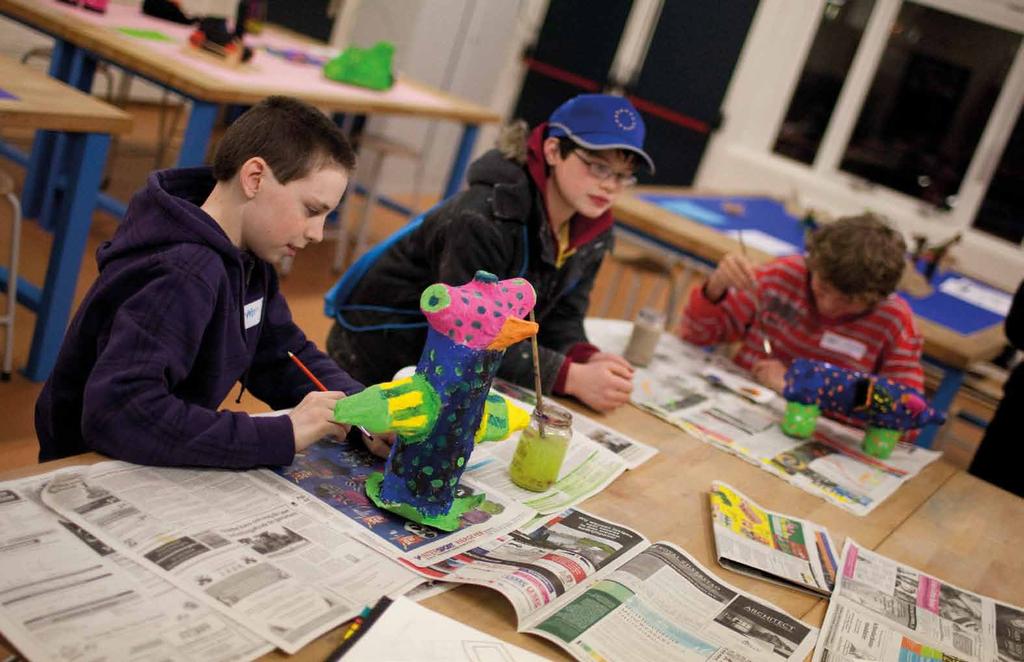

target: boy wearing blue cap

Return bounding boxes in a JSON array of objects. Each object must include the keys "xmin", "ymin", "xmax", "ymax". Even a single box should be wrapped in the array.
[{"xmin": 327, "ymin": 94, "xmax": 655, "ymax": 412}]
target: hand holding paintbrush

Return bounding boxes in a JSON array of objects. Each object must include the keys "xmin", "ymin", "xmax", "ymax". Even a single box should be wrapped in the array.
[{"xmin": 734, "ymin": 230, "xmax": 772, "ymax": 357}]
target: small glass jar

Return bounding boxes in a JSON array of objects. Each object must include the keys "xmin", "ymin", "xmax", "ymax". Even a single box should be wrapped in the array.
[
  {"xmin": 508, "ymin": 404, "xmax": 573, "ymax": 492},
  {"xmin": 623, "ymin": 307, "xmax": 665, "ymax": 367}
]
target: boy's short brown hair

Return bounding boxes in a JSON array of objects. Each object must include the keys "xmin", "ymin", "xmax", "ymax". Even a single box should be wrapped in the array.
[
  {"xmin": 211, "ymin": 96, "xmax": 356, "ymax": 184},
  {"xmin": 806, "ymin": 213, "xmax": 907, "ymax": 300}
]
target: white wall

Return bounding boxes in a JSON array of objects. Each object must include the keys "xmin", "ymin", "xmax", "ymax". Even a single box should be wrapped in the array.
[
  {"xmin": 347, "ymin": 0, "xmax": 546, "ymax": 202},
  {"xmin": 697, "ymin": 0, "xmax": 1024, "ymax": 291}
]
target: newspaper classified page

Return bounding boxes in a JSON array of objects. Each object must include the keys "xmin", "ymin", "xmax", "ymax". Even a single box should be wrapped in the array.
[
  {"xmin": 40, "ymin": 462, "xmax": 420, "ymax": 654},
  {"xmin": 0, "ymin": 473, "xmax": 270, "ymax": 661},
  {"xmin": 814, "ymin": 540, "xmax": 1024, "ymax": 662}
]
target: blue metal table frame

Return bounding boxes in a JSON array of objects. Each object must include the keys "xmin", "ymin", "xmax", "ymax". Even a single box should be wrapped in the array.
[{"xmin": 0, "ymin": 47, "xmax": 117, "ymax": 381}]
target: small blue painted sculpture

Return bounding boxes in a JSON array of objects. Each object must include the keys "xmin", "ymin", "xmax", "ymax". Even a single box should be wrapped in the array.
[
  {"xmin": 781, "ymin": 358, "xmax": 945, "ymax": 458},
  {"xmin": 332, "ymin": 271, "xmax": 538, "ymax": 530}
]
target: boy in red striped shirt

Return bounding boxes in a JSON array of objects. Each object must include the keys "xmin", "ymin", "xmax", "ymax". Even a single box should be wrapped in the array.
[{"xmin": 681, "ymin": 214, "xmax": 923, "ymax": 394}]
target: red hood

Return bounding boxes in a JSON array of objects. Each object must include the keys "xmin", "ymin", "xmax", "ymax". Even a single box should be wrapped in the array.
[{"xmin": 526, "ymin": 122, "xmax": 614, "ymax": 252}]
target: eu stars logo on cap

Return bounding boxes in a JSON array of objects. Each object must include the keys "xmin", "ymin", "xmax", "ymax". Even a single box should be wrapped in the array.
[{"xmin": 547, "ymin": 94, "xmax": 655, "ymax": 173}]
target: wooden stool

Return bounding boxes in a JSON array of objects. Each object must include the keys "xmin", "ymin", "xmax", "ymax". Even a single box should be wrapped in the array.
[{"xmin": 0, "ymin": 169, "xmax": 22, "ymax": 381}]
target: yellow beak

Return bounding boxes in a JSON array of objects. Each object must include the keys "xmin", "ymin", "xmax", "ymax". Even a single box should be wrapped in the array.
[{"xmin": 486, "ymin": 316, "xmax": 538, "ymax": 350}]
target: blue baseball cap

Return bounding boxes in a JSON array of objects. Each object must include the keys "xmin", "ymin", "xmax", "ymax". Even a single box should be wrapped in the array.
[{"xmin": 547, "ymin": 94, "xmax": 655, "ymax": 173}]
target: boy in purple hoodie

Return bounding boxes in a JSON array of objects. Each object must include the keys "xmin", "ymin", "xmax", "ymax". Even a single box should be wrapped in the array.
[{"xmin": 36, "ymin": 96, "xmax": 387, "ymax": 468}]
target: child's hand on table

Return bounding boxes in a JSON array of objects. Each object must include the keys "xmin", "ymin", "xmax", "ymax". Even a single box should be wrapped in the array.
[
  {"xmin": 566, "ymin": 360, "xmax": 633, "ymax": 412},
  {"xmin": 751, "ymin": 359, "xmax": 787, "ymax": 394},
  {"xmin": 361, "ymin": 431, "xmax": 394, "ymax": 459}
]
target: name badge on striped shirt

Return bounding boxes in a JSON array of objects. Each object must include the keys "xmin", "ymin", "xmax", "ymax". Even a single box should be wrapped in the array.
[
  {"xmin": 819, "ymin": 331, "xmax": 866, "ymax": 360},
  {"xmin": 244, "ymin": 298, "xmax": 264, "ymax": 330}
]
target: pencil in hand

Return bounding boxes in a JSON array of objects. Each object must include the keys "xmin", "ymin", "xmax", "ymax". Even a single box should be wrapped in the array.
[{"xmin": 287, "ymin": 351, "xmax": 382, "ymax": 446}]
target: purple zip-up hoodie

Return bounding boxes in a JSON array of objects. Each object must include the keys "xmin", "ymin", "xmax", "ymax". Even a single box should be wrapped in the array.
[{"xmin": 35, "ymin": 167, "xmax": 363, "ymax": 468}]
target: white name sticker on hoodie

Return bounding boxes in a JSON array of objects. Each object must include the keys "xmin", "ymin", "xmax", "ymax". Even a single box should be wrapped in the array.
[{"xmin": 244, "ymin": 298, "xmax": 264, "ymax": 330}]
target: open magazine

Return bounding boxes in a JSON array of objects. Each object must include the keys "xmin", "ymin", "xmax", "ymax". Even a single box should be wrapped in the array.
[
  {"xmin": 710, "ymin": 481, "xmax": 838, "ymax": 597},
  {"xmin": 408, "ymin": 508, "xmax": 818, "ymax": 662},
  {"xmin": 815, "ymin": 540, "xmax": 1024, "ymax": 662},
  {"xmin": 584, "ymin": 318, "xmax": 941, "ymax": 516}
]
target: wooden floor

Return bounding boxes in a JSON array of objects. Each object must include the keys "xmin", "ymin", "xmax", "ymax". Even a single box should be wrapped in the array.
[{"xmin": 0, "ymin": 103, "xmax": 987, "ymax": 475}]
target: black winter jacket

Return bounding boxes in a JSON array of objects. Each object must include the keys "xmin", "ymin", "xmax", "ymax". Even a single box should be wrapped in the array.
[{"xmin": 327, "ymin": 148, "xmax": 612, "ymax": 391}]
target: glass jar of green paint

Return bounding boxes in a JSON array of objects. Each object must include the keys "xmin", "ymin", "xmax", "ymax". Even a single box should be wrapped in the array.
[{"xmin": 508, "ymin": 405, "xmax": 573, "ymax": 492}]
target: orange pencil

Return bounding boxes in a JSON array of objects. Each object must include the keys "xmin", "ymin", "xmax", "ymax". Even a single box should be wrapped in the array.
[{"xmin": 287, "ymin": 351, "xmax": 327, "ymax": 392}]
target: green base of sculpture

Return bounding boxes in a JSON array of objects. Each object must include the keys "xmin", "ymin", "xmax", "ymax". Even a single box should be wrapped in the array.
[
  {"xmin": 365, "ymin": 471, "xmax": 484, "ymax": 532},
  {"xmin": 781, "ymin": 401, "xmax": 820, "ymax": 439}
]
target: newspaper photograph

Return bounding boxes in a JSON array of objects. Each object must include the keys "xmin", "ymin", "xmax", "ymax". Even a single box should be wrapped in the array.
[
  {"xmin": 709, "ymin": 481, "xmax": 838, "ymax": 596},
  {"xmin": 409, "ymin": 508, "xmax": 648, "ymax": 624},
  {"xmin": 492, "ymin": 379, "xmax": 658, "ymax": 469},
  {"xmin": 274, "ymin": 440, "xmax": 534, "ymax": 565},
  {"xmin": 814, "ymin": 540, "xmax": 1024, "ymax": 662},
  {"xmin": 0, "ymin": 472, "xmax": 272, "ymax": 662},
  {"xmin": 40, "ymin": 461, "xmax": 420, "ymax": 654},
  {"xmin": 527, "ymin": 541, "xmax": 818, "ymax": 662},
  {"xmin": 584, "ymin": 318, "xmax": 941, "ymax": 516}
]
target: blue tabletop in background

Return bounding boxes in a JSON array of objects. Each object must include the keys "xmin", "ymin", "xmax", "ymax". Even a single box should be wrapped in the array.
[{"xmin": 637, "ymin": 193, "xmax": 1007, "ymax": 336}]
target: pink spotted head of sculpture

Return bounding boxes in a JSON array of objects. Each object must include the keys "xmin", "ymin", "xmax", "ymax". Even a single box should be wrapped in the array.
[{"xmin": 420, "ymin": 271, "xmax": 538, "ymax": 350}]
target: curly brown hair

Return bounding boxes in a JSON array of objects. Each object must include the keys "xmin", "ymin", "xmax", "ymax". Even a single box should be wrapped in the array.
[{"xmin": 805, "ymin": 213, "xmax": 906, "ymax": 300}]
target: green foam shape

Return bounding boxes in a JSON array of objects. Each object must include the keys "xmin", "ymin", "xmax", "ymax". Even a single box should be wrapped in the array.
[
  {"xmin": 365, "ymin": 472, "xmax": 485, "ymax": 532},
  {"xmin": 781, "ymin": 401, "xmax": 819, "ymax": 438},
  {"xmin": 323, "ymin": 41, "xmax": 395, "ymax": 91},
  {"xmin": 862, "ymin": 426, "xmax": 900, "ymax": 459}
]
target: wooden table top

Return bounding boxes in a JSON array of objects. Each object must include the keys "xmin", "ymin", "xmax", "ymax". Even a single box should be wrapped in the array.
[
  {"xmin": 0, "ymin": 0, "xmax": 500, "ymax": 124},
  {"xmin": 0, "ymin": 397, "xmax": 969, "ymax": 661},
  {"xmin": 613, "ymin": 187, "xmax": 1008, "ymax": 370},
  {"xmin": 0, "ymin": 54, "xmax": 131, "ymax": 134},
  {"xmin": 872, "ymin": 471, "xmax": 1024, "ymax": 606}
]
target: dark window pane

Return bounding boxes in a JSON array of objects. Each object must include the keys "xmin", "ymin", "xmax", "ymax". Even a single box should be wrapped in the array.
[
  {"xmin": 974, "ymin": 108, "xmax": 1024, "ymax": 243},
  {"xmin": 840, "ymin": 3, "xmax": 1020, "ymax": 209},
  {"xmin": 774, "ymin": 0, "xmax": 876, "ymax": 164}
]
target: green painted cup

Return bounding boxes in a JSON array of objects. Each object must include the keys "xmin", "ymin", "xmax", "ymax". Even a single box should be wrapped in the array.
[
  {"xmin": 781, "ymin": 401, "xmax": 819, "ymax": 438},
  {"xmin": 862, "ymin": 426, "xmax": 901, "ymax": 459}
]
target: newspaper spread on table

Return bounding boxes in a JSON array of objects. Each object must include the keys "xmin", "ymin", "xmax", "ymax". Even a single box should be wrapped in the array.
[
  {"xmin": 274, "ymin": 440, "xmax": 535, "ymax": 565},
  {"xmin": 0, "ymin": 472, "xmax": 272, "ymax": 661},
  {"xmin": 710, "ymin": 481, "xmax": 838, "ymax": 596},
  {"xmin": 492, "ymin": 379, "xmax": 659, "ymax": 469},
  {"xmin": 465, "ymin": 392, "xmax": 630, "ymax": 514},
  {"xmin": 814, "ymin": 540, "xmax": 1024, "ymax": 662},
  {"xmin": 409, "ymin": 507, "xmax": 818, "ymax": 662},
  {"xmin": 585, "ymin": 318, "xmax": 942, "ymax": 516},
  {"xmin": 40, "ymin": 461, "xmax": 421, "ymax": 654}
]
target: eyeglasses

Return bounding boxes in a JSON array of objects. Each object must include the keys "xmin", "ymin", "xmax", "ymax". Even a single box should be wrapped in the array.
[{"xmin": 572, "ymin": 150, "xmax": 638, "ymax": 187}]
